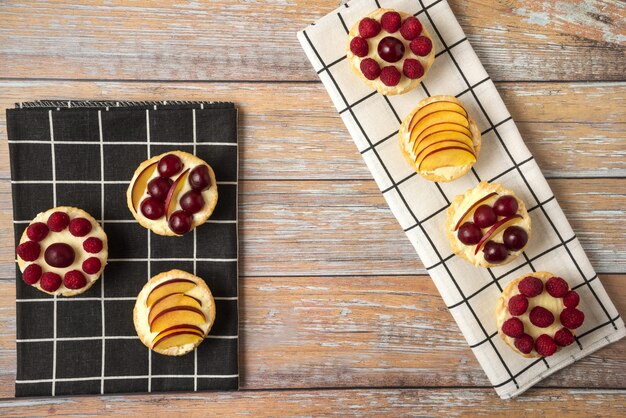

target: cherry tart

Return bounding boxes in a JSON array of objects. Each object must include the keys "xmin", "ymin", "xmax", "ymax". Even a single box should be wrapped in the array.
[
  {"xmin": 127, "ymin": 151, "xmax": 218, "ymax": 236},
  {"xmin": 496, "ymin": 272, "xmax": 584, "ymax": 357},
  {"xmin": 16, "ymin": 206, "xmax": 108, "ymax": 296},
  {"xmin": 134, "ymin": 269, "xmax": 216, "ymax": 356},
  {"xmin": 446, "ymin": 182, "xmax": 531, "ymax": 267},
  {"xmin": 399, "ymin": 96, "xmax": 481, "ymax": 182},
  {"xmin": 347, "ymin": 9, "xmax": 435, "ymax": 95}
]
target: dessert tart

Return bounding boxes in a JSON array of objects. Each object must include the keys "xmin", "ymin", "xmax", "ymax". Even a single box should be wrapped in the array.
[
  {"xmin": 134, "ymin": 269, "xmax": 216, "ymax": 356},
  {"xmin": 127, "ymin": 151, "xmax": 218, "ymax": 236},
  {"xmin": 16, "ymin": 206, "xmax": 108, "ymax": 296},
  {"xmin": 496, "ymin": 272, "xmax": 585, "ymax": 357},
  {"xmin": 347, "ymin": 9, "xmax": 435, "ymax": 96},
  {"xmin": 399, "ymin": 95, "xmax": 481, "ymax": 182},
  {"xmin": 446, "ymin": 182, "xmax": 531, "ymax": 267}
]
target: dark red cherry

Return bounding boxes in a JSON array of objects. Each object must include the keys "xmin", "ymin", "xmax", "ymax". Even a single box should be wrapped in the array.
[
  {"xmin": 482, "ymin": 241, "xmax": 508, "ymax": 263},
  {"xmin": 503, "ymin": 226, "xmax": 528, "ymax": 251},
  {"xmin": 457, "ymin": 222, "xmax": 482, "ymax": 245},
  {"xmin": 180, "ymin": 190, "xmax": 205, "ymax": 214},
  {"xmin": 473, "ymin": 205, "xmax": 497, "ymax": 228},
  {"xmin": 493, "ymin": 195, "xmax": 518, "ymax": 217},
  {"xmin": 157, "ymin": 154, "xmax": 183, "ymax": 177},
  {"xmin": 168, "ymin": 210, "xmax": 192, "ymax": 235},
  {"xmin": 189, "ymin": 165, "xmax": 211, "ymax": 191},
  {"xmin": 140, "ymin": 197, "xmax": 165, "ymax": 220},
  {"xmin": 377, "ymin": 36, "xmax": 405, "ymax": 63},
  {"xmin": 147, "ymin": 177, "xmax": 173, "ymax": 202},
  {"xmin": 44, "ymin": 243, "xmax": 75, "ymax": 268}
]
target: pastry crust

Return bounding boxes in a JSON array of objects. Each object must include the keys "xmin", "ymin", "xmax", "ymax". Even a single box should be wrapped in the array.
[
  {"xmin": 399, "ymin": 95, "xmax": 482, "ymax": 182},
  {"xmin": 446, "ymin": 181, "xmax": 531, "ymax": 267},
  {"xmin": 126, "ymin": 150, "xmax": 218, "ymax": 236},
  {"xmin": 347, "ymin": 9, "xmax": 435, "ymax": 96},
  {"xmin": 133, "ymin": 269, "xmax": 216, "ymax": 356}
]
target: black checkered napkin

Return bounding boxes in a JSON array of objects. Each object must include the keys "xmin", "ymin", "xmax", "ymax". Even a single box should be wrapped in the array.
[
  {"xmin": 8, "ymin": 100, "xmax": 239, "ymax": 397},
  {"xmin": 298, "ymin": 0, "xmax": 625, "ymax": 398}
]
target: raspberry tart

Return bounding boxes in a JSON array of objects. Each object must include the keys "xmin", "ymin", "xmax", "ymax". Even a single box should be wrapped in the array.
[
  {"xmin": 446, "ymin": 182, "xmax": 531, "ymax": 267},
  {"xmin": 16, "ymin": 206, "xmax": 108, "ymax": 296},
  {"xmin": 496, "ymin": 272, "xmax": 584, "ymax": 357},
  {"xmin": 347, "ymin": 9, "xmax": 435, "ymax": 95},
  {"xmin": 399, "ymin": 96, "xmax": 481, "ymax": 182},
  {"xmin": 134, "ymin": 269, "xmax": 216, "ymax": 356},
  {"xmin": 127, "ymin": 151, "xmax": 218, "ymax": 236}
]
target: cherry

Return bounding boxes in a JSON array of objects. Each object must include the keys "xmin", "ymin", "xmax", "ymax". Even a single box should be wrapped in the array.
[
  {"xmin": 503, "ymin": 226, "xmax": 528, "ymax": 251},
  {"xmin": 473, "ymin": 205, "xmax": 497, "ymax": 228},
  {"xmin": 140, "ymin": 197, "xmax": 165, "ymax": 220},
  {"xmin": 457, "ymin": 222, "xmax": 482, "ymax": 245},
  {"xmin": 147, "ymin": 177, "xmax": 173, "ymax": 202},
  {"xmin": 180, "ymin": 190, "xmax": 205, "ymax": 214},
  {"xmin": 493, "ymin": 195, "xmax": 518, "ymax": 217},
  {"xmin": 482, "ymin": 241, "xmax": 508, "ymax": 263},
  {"xmin": 157, "ymin": 154, "xmax": 183, "ymax": 177},
  {"xmin": 168, "ymin": 210, "xmax": 192, "ymax": 235},
  {"xmin": 377, "ymin": 36, "xmax": 405, "ymax": 63},
  {"xmin": 44, "ymin": 243, "xmax": 75, "ymax": 268},
  {"xmin": 189, "ymin": 165, "xmax": 211, "ymax": 191}
]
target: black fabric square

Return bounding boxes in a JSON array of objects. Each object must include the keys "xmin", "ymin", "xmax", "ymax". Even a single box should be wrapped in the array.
[
  {"xmin": 104, "ymin": 339, "xmax": 148, "ymax": 376},
  {"xmin": 210, "ymin": 184, "xmax": 237, "ymax": 221},
  {"xmin": 151, "ymin": 378, "xmax": 194, "ymax": 392},
  {"xmin": 195, "ymin": 262, "xmax": 238, "ymax": 297},
  {"xmin": 55, "ymin": 379, "xmax": 101, "ymax": 396},
  {"xmin": 150, "ymin": 230, "xmax": 194, "ymax": 259},
  {"xmin": 101, "ymin": 109, "xmax": 147, "ymax": 142},
  {"xmin": 57, "ymin": 300, "xmax": 102, "ymax": 338},
  {"xmin": 196, "ymin": 223, "xmax": 238, "ymax": 259},
  {"xmin": 196, "ymin": 339, "xmax": 238, "ymax": 375},
  {"xmin": 149, "ymin": 109, "xmax": 193, "ymax": 143},
  {"xmin": 55, "ymin": 339, "xmax": 102, "ymax": 379},
  {"xmin": 9, "ymin": 143, "xmax": 53, "ymax": 181},
  {"xmin": 151, "ymin": 260, "xmax": 194, "ymax": 277},
  {"xmin": 196, "ymin": 145, "xmax": 238, "ymax": 182},
  {"xmin": 105, "ymin": 222, "xmax": 148, "ymax": 259},
  {"xmin": 104, "ymin": 378, "xmax": 148, "ymax": 394},
  {"xmin": 54, "ymin": 143, "xmax": 101, "ymax": 181},
  {"xmin": 13, "ymin": 222, "xmax": 27, "ymax": 248},
  {"xmin": 104, "ymin": 184, "xmax": 131, "ymax": 220},
  {"xmin": 209, "ymin": 300, "xmax": 238, "ymax": 336},
  {"xmin": 16, "ymin": 341, "xmax": 54, "ymax": 380},
  {"xmin": 16, "ymin": 301, "xmax": 54, "ymax": 339},
  {"xmin": 56, "ymin": 183, "xmax": 102, "ymax": 217},
  {"xmin": 149, "ymin": 144, "xmax": 194, "ymax": 159},
  {"xmin": 151, "ymin": 349, "xmax": 194, "ymax": 375},
  {"xmin": 103, "ymin": 143, "xmax": 148, "ymax": 181},
  {"xmin": 104, "ymin": 300, "xmax": 137, "ymax": 336},
  {"xmin": 6, "ymin": 109, "xmax": 50, "ymax": 141},
  {"xmin": 103, "ymin": 260, "xmax": 148, "ymax": 298},
  {"xmin": 10, "ymin": 183, "xmax": 54, "ymax": 222},
  {"xmin": 196, "ymin": 377, "xmax": 238, "ymax": 391},
  {"xmin": 16, "ymin": 382, "xmax": 52, "ymax": 397},
  {"xmin": 51, "ymin": 110, "xmax": 100, "ymax": 142},
  {"xmin": 196, "ymin": 108, "xmax": 237, "ymax": 143}
]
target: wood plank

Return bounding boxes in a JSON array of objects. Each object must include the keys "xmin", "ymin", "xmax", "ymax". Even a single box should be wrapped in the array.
[
  {"xmin": 0, "ymin": 275, "xmax": 624, "ymax": 398},
  {"xmin": 0, "ymin": 0, "xmax": 623, "ymax": 82}
]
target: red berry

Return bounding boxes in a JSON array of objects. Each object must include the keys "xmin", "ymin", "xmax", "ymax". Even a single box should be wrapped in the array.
[
  {"xmin": 518, "ymin": 276, "xmax": 543, "ymax": 297},
  {"xmin": 400, "ymin": 16, "xmax": 422, "ymax": 40},
  {"xmin": 563, "ymin": 290, "xmax": 580, "ymax": 308},
  {"xmin": 403, "ymin": 58, "xmax": 424, "ymax": 79},
  {"xmin": 40, "ymin": 272, "xmax": 62, "ymax": 292},
  {"xmin": 69, "ymin": 217, "xmax": 92, "ymax": 237},
  {"xmin": 140, "ymin": 197, "xmax": 165, "ymax": 220},
  {"xmin": 508, "ymin": 294, "xmax": 529, "ymax": 316},
  {"xmin": 17, "ymin": 241, "xmax": 41, "ymax": 262},
  {"xmin": 47, "ymin": 211, "xmax": 70, "ymax": 232},
  {"xmin": 82, "ymin": 257, "xmax": 102, "ymax": 275},
  {"xmin": 502, "ymin": 317, "xmax": 524, "ymax": 338},
  {"xmin": 359, "ymin": 17, "xmax": 381, "ymax": 39},
  {"xmin": 189, "ymin": 165, "xmax": 212, "ymax": 191},
  {"xmin": 535, "ymin": 334, "xmax": 557, "ymax": 357},
  {"xmin": 27, "ymin": 222, "xmax": 49, "ymax": 242},
  {"xmin": 180, "ymin": 190, "xmax": 205, "ymax": 214},
  {"xmin": 168, "ymin": 210, "xmax": 192, "ymax": 235},
  {"xmin": 147, "ymin": 177, "xmax": 173, "ymax": 202},
  {"xmin": 514, "ymin": 334, "xmax": 534, "ymax": 354},
  {"xmin": 546, "ymin": 276, "xmax": 569, "ymax": 298},
  {"xmin": 44, "ymin": 243, "xmax": 75, "ymax": 268},
  {"xmin": 350, "ymin": 36, "xmax": 369, "ymax": 57},
  {"xmin": 560, "ymin": 308, "xmax": 585, "ymax": 329},
  {"xmin": 157, "ymin": 154, "xmax": 183, "ymax": 177},
  {"xmin": 360, "ymin": 58, "xmax": 381, "ymax": 80},
  {"xmin": 554, "ymin": 327, "xmax": 575, "ymax": 347},
  {"xmin": 22, "ymin": 264, "xmax": 42, "ymax": 285},
  {"xmin": 529, "ymin": 306, "xmax": 555, "ymax": 328},
  {"xmin": 380, "ymin": 66, "xmax": 401, "ymax": 86},
  {"xmin": 381, "ymin": 11, "xmax": 401, "ymax": 33},
  {"xmin": 64, "ymin": 270, "xmax": 87, "ymax": 290},
  {"xmin": 410, "ymin": 36, "xmax": 432, "ymax": 56},
  {"xmin": 83, "ymin": 237, "xmax": 103, "ymax": 254}
]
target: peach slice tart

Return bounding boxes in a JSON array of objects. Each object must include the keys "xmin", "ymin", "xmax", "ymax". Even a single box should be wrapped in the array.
[
  {"xmin": 127, "ymin": 150, "xmax": 218, "ymax": 236},
  {"xmin": 399, "ymin": 96, "xmax": 481, "ymax": 182},
  {"xmin": 496, "ymin": 272, "xmax": 584, "ymax": 358},
  {"xmin": 16, "ymin": 206, "xmax": 108, "ymax": 296},
  {"xmin": 134, "ymin": 269, "xmax": 216, "ymax": 356},
  {"xmin": 445, "ymin": 182, "xmax": 531, "ymax": 267}
]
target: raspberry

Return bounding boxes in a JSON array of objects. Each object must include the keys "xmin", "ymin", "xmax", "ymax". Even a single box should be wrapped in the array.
[
  {"xmin": 535, "ymin": 334, "xmax": 557, "ymax": 357},
  {"xmin": 529, "ymin": 306, "xmax": 555, "ymax": 328},
  {"xmin": 27, "ymin": 222, "xmax": 49, "ymax": 242},
  {"xmin": 554, "ymin": 327, "xmax": 575, "ymax": 347},
  {"xmin": 560, "ymin": 308, "xmax": 585, "ymax": 329},
  {"xmin": 563, "ymin": 290, "xmax": 580, "ymax": 308},
  {"xmin": 360, "ymin": 58, "xmax": 381, "ymax": 80},
  {"xmin": 508, "ymin": 294, "xmax": 529, "ymax": 316},
  {"xmin": 64, "ymin": 270, "xmax": 87, "ymax": 290},
  {"xmin": 82, "ymin": 257, "xmax": 102, "ymax": 275},
  {"xmin": 22, "ymin": 264, "xmax": 42, "ymax": 285},
  {"xmin": 83, "ymin": 237, "xmax": 103, "ymax": 254},
  {"xmin": 47, "ymin": 211, "xmax": 70, "ymax": 232},
  {"xmin": 403, "ymin": 59, "xmax": 424, "ymax": 79},
  {"xmin": 410, "ymin": 36, "xmax": 432, "ymax": 56},
  {"xmin": 40, "ymin": 272, "xmax": 62, "ymax": 292},
  {"xmin": 502, "ymin": 317, "xmax": 524, "ymax": 338},
  {"xmin": 380, "ymin": 66, "xmax": 401, "ymax": 86},
  {"xmin": 380, "ymin": 11, "xmax": 401, "ymax": 33},
  {"xmin": 69, "ymin": 217, "xmax": 92, "ymax": 237},
  {"xmin": 359, "ymin": 17, "xmax": 381, "ymax": 39},
  {"xmin": 350, "ymin": 36, "xmax": 369, "ymax": 57},
  {"xmin": 546, "ymin": 276, "xmax": 569, "ymax": 298},
  {"xmin": 514, "ymin": 334, "xmax": 534, "ymax": 354},
  {"xmin": 17, "ymin": 241, "xmax": 41, "ymax": 262},
  {"xmin": 400, "ymin": 16, "xmax": 422, "ymax": 40},
  {"xmin": 518, "ymin": 276, "xmax": 543, "ymax": 297}
]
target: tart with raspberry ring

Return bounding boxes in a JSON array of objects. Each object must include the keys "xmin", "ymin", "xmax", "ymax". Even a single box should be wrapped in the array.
[
  {"xmin": 16, "ymin": 206, "xmax": 108, "ymax": 296},
  {"xmin": 347, "ymin": 9, "xmax": 435, "ymax": 95},
  {"xmin": 127, "ymin": 150, "xmax": 218, "ymax": 236},
  {"xmin": 496, "ymin": 272, "xmax": 585, "ymax": 357}
]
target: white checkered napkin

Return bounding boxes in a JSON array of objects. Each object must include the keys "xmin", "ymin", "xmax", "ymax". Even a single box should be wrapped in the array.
[{"xmin": 297, "ymin": 0, "xmax": 625, "ymax": 399}]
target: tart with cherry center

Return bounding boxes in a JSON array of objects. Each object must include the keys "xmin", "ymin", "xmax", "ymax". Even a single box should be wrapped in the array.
[
  {"xmin": 16, "ymin": 206, "xmax": 108, "ymax": 296},
  {"xmin": 127, "ymin": 150, "xmax": 218, "ymax": 236}
]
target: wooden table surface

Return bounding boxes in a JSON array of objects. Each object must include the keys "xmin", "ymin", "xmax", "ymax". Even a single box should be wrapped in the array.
[{"xmin": 0, "ymin": 0, "xmax": 624, "ymax": 416}]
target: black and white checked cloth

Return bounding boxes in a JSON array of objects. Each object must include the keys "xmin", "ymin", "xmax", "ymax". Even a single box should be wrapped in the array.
[
  {"xmin": 8, "ymin": 100, "xmax": 239, "ymax": 396},
  {"xmin": 298, "ymin": 0, "xmax": 625, "ymax": 398}
]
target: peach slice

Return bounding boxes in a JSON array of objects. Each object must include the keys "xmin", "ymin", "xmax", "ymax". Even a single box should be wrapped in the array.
[
  {"xmin": 152, "ymin": 326, "xmax": 204, "ymax": 345},
  {"xmin": 409, "ymin": 101, "xmax": 467, "ymax": 132},
  {"xmin": 150, "ymin": 306, "xmax": 206, "ymax": 333},
  {"xmin": 131, "ymin": 162, "xmax": 158, "ymax": 211},
  {"xmin": 164, "ymin": 169, "xmax": 190, "ymax": 220},
  {"xmin": 419, "ymin": 147, "xmax": 476, "ymax": 172},
  {"xmin": 153, "ymin": 331, "xmax": 204, "ymax": 350},
  {"xmin": 416, "ymin": 141, "xmax": 475, "ymax": 167},
  {"xmin": 410, "ymin": 122, "xmax": 472, "ymax": 148},
  {"xmin": 411, "ymin": 111, "xmax": 469, "ymax": 140},
  {"xmin": 474, "ymin": 215, "xmax": 522, "ymax": 254},
  {"xmin": 146, "ymin": 278, "xmax": 196, "ymax": 307},
  {"xmin": 413, "ymin": 130, "xmax": 474, "ymax": 157},
  {"xmin": 453, "ymin": 192, "xmax": 498, "ymax": 231},
  {"xmin": 148, "ymin": 293, "xmax": 202, "ymax": 326}
]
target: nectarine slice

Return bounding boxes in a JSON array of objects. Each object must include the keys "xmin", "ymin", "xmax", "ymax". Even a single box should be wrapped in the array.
[
  {"xmin": 153, "ymin": 331, "xmax": 203, "ymax": 350},
  {"xmin": 165, "ymin": 169, "xmax": 190, "ymax": 220},
  {"xmin": 416, "ymin": 141, "xmax": 474, "ymax": 166},
  {"xmin": 413, "ymin": 130, "xmax": 474, "ymax": 157},
  {"xmin": 411, "ymin": 111, "xmax": 469, "ymax": 140},
  {"xmin": 409, "ymin": 101, "xmax": 467, "ymax": 131},
  {"xmin": 131, "ymin": 162, "xmax": 158, "ymax": 211},
  {"xmin": 150, "ymin": 306, "xmax": 206, "ymax": 333},
  {"xmin": 419, "ymin": 147, "xmax": 476, "ymax": 171},
  {"xmin": 453, "ymin": 192, "xmax": 498, "ymax": 231},
  {"xmin": 146, "ymin": 279, "xmax": 196, "ymax": 307},
  {"xmin": 475, "ymin": 215, "xmax": 522, "ymax": 254},
  {"xmin": 410, "ymin": 122, "xmax": 472, "ymax": 148},
  {"xmin": 152, "ymin": 326, "xmax": 204, "ymax": 345},
  {"xmin": 148, "ymin": 293, "xmax": 202, "ymax": 326}
]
